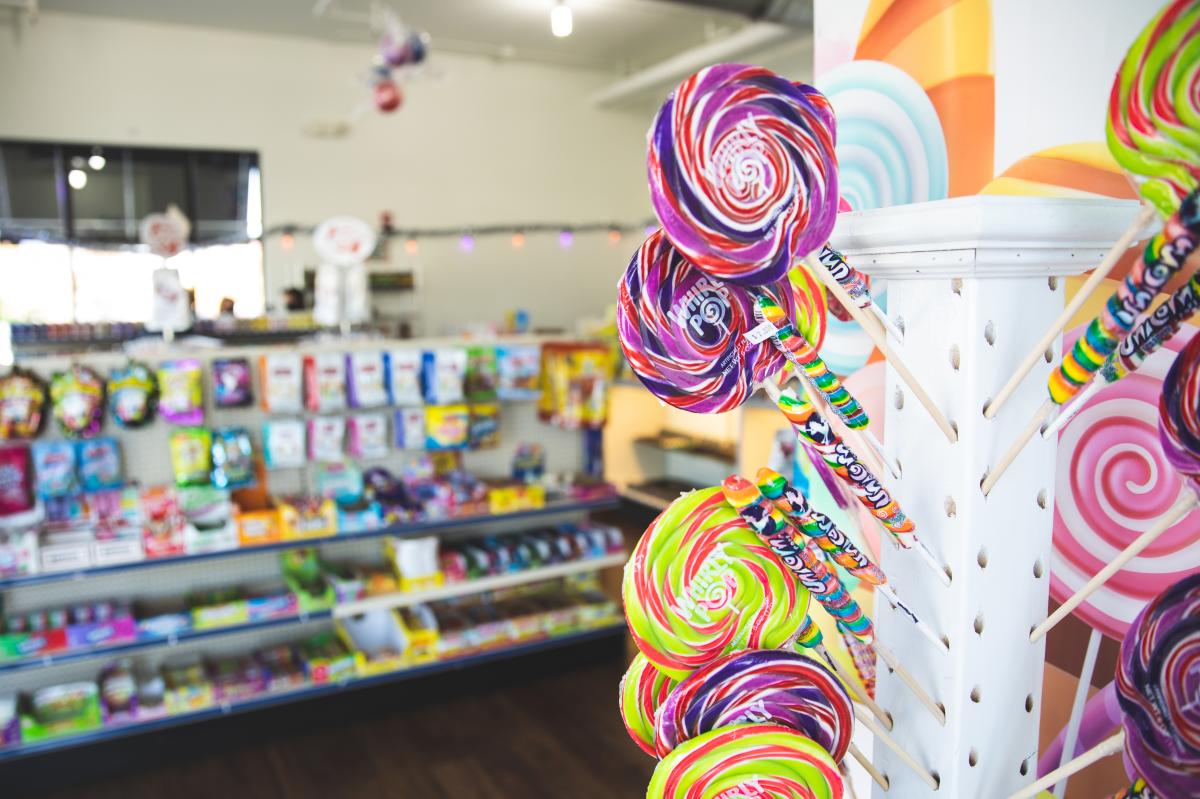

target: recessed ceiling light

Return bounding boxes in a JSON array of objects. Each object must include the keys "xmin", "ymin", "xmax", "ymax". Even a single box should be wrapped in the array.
[{"xmin": 551, "ymin": 1, "xmax": 572, "ymax": 38}]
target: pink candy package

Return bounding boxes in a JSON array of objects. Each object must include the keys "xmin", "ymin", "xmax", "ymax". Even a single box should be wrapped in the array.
[{"xmin": 0, "ymin": 445, "xmax": 33, "ymax": 517}]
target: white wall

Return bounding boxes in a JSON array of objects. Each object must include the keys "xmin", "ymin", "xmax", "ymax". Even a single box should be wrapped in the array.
[{"xmin": 0, "ymin": 12, "xmax": 656, "ymax": 333}]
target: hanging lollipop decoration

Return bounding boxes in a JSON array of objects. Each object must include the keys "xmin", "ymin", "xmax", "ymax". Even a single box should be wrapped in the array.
[{"xmin": 369, "ymin": 8, "xmax": 430, "ymax": 114}]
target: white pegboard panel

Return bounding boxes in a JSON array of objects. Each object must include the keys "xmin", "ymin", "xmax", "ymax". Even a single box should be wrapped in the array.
[{"xmin": 832, "ymin": 196, "xmax": 1141, "ymax": 799}]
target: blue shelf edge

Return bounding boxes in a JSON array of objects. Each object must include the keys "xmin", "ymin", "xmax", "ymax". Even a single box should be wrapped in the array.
[
  {"xmin": 0, "ymin": 497, "xmax": 620, "ymax": 591},
  {"xmin": 0, "ymin": 624, "xmax": 626, "ymax": 762}
]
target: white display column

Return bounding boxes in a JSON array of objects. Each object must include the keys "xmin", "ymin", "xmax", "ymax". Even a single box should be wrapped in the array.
[{"xmin": 830, "ymin": 196, "xmax": 1143, "ymax": 799}]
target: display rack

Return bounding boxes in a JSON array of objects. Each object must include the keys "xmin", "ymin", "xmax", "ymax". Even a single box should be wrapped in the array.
[{"xmin": 834, "ymin": 196, "xmax": 1143, "ymax": 798}]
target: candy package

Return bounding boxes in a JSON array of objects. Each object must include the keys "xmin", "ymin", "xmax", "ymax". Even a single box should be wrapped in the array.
[
  {"xmin": 496, "ymin": 345, "xmax": 541, "ymax": 400},
  {"xmin": 538, "ymin": 343, "xmax": 612, "ymax": 430},
  {"xmin": 308, "ymin": 416, "xmax": 346, "ymax": 463},
  {"xmin": 304, "ymin": 353, "xmax": 346, "ymax": 412},
  {"xmin": 50, "ymin": 365, "xmax": 105, "ymax": 438},
  {"xmin": 169, "ymin": 428, "xmax": 214, "ymax": 487},
  {"xmin": 108, "ymin": 362, "xmax": 156, "ymax": 428},
  {"xmin": 464, "ymin": 347, "xmax": 498, "ymax": 402},
  {"xmin": 424, "ymin": 404, "xmax": 469, "ymax": 450},
  {"xmin": 393, "ymin": 408, "xmax": 426, "ymax": 450},
  {"xmin": 347, "ymin": 413, "xmax": 389, "ymax": 459},
  {"xmin": 313, "ymin": 462, "xmax": 364, "ymax": 502},
  {"xmin": 468, "ymin": 404, "xmax": 499, "ymax": 450},
  {"xmin": 385, "ymin": 350, "xmax": 423, "ymax": 406},
  {"xmin": 260, "ymin": 354, "xmax": 303, "ymax": 413},
  {"xmin": 263, "ymin": 419, "xmax": 306, "ymax": 469},
  {"xmin": 76, "ymin": 437, "xmax": 122, "ymax": 491},
  {"xmin": 0, "ymin": 368, "xmax": 47, "ymax": 440},
  {"xmin": 512, "ymin": 443, "xmax": 545, "ymax": 482},
  {"xmin": 156, "ymin": 360, "xmax": 204, "ymax": 426},
  {"xmin": 31, "ymin": 440, "xmax": 77, "ymax": 498},
  {"xmin": 0, "ymin": 445, "xmax": 33, "ymax": 516},
  {"xmin": 211, "ymin": 427, "xmax": 254, "ymax": 489},
  {"xmin": 211, "ymin": 359, "xmax": 253, "ymax": 408},
  {"xmin": 347, "ymin": 352, "xmax": 388, "ymax": 408},
  {"xmin": 422, "ymin": 349, "xmax": 466, "ymax": 405}
]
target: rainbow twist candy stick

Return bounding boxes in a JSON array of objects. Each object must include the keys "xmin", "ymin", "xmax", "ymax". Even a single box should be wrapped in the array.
[
  {"xmin": 722, "ymin": 475, "xmax": 873, "ymax": 643},
  {"xmin": 1109, "ymin": 778, "xmax": 1154, "ymax": 799},
  {"xmin": 757, "ymin": 294, "xmax": 869, "ymax": 429},
  {"xmin": 619, "ymin": 653, "xmax": 679, "ymax": 757},
  {"xmin": 646, "ymin": 723, "xmax": 844, "ymax": 799},
  {"xmin": 756, "ymin": 466, "xmax": 885, "ymax": 585},
  {"xmin": 838, "ymin": 627, "xmax": 877, "ymax": 699},
  {"xmin": 816, "ymin": 245, "xmax": 871, "ymax": 307}
]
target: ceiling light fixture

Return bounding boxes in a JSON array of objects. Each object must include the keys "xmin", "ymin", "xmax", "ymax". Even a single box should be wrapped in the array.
[
  {"xmin": 550, "ymin": 1, "xmax": 572, "ymax": 38},
  {"xmin": 67, "ymin": 169, "xmax": 88, "ymax": 190},
  {"xmin": 88, "ymin": 147, "xmax": 106, "ymax": 170}
]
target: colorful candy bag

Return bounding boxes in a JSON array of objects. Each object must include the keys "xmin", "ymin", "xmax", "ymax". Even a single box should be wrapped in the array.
[
  {"xmin": 107, "ymin": 362, "xmax": 156, "ymax": 427},
  {"xmin": 346, "ymin": 351, "xmax": 388, "ymax": 408},
  {"xmin": 31, "ymin": 440, "xmax": 77, "ymax": 497},
  {"xmin": 262, "ymin": 419, "xmax": 305, "ymax": 469},
  {"xmin": 308, "ymin": 416, "xmax": 346, "ymax": 463},
  {"xmin": 469, "ymin": 403, "xmax": 499, "ymax": 449},
  {"xmin": 260, "ymin": 353, "xmax": 303, "ymax": 413},
  {"xmin": 512, "ymin": 443, "xmax": 545, "ymax": 482},
  {"xmin": 169, "ymin": 428, "xmax": 214, "ymax": 487},
  {"xmin": 425, "ymin": 404, "xmax": 469, "ymax": 450},
  {"xmin": 347, "ymin": 413, "xmax": 389, "ymax": 459},
  {"xmin": 313, "ymin": 462, "xmax": 364, "ymax": 502},
  {"xmin": 538, "ymin": 343, "xmax": 612, "ymax": 430},
  {"xmin": 304, "ymin": 353, "xmax": 346, "ymax": 412},
  {"xmin": 210, "ymin": 427, "xmax": 254, "ymax": 489},
  {"xmin": 465, "ymin": 347, "xmax": 498, "ymax": 402},
  {"xmin": 393, "ymin": 408, "xmax": 426, "ymax": 450},
  {"xmin": 211, "ymin": 359, "xmax": 253, "ymax": 408},
  {"xmin": 156, "ymin": 360, "xmax": 204, "ymax": 426},
  {"xmin": 0, "ymin": 368, "xmax": 47, "ymax": 440},
  {"xmin": 76, "ymin": 437, "xmax": 122, "ymax": 491},
  {"xmin": 0, "ymin": 445, "xmax": 33, "ymax": 516},
  {"xmin": 50, "ymin": 365, "xmax": 105, "ymax": 438},
  {"xmin": 422, "ymin": 349, "xmax": 466, "ymax": 404},
  {"xmin": 385, "ymin": 350, "xmax": 423, "ymax": 405},
  {"xmin": 496, "ymin": 345, "xmax": 540, "ymax": 399}
]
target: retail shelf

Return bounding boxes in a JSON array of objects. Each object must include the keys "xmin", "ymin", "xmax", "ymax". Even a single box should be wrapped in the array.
[
  {"xmin": 0, "ymin": 623, "xmax": 625, "ymax": 762},
  {"xmin": 0, "ymin": 497, "xmax": 620, "ymax": 591},
  {"xmin": 334, "ymin": 552, "xmax": 627, "ymax": 618}
]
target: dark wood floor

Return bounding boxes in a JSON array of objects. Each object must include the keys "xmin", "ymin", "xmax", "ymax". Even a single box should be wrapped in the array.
[{"xmin": 19, "ymin": 656, "xmax": 656, "ymax": 798}]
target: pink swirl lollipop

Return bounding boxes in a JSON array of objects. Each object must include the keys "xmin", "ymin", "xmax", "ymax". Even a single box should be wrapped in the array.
[
  {"xmin": 1051, "ymin": 323, "xmax": 1200, "ymax": 641},
  {"xmin": 617, "ymin": 229, "xmax": 795, "ymax": 413},
  {"xmin": 648, "ymin": 64, "xmax": 839, "ymax": 286}
]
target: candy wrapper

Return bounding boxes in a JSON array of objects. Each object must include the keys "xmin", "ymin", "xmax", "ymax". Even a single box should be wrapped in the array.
[
  {"xmin": 465, "ymin": 347, "xmax": 498, "ymax": 402},
  {"xmin": 211, "ymin": 359, "xmax": 253, "ymax": 408},
  {"xmin": 468, "ymin": 404, "xmax": 499, "ymax": 450},
  {"xmin": 538, "ymin": 343, "xmax": 612, "ymax": 430},
  {"xmin": 308, "ymin": 416, "xmax": 346, "ymax": 463},
  {"xmin": 260, "ymin": 354, "xmax": 303, "ymax": 413},
  {"xmin": 76, "ymin": 437, "xmax": 122, "ymax": 491},
  {"xmin": 425, "ymin": 404, "xmax": 469, "ymax": 450},
  {"xmin": 346, "ymin": 351, "xmax": 388, "ymax": 408},
  {"xmin": 263, "ymin": 419, "xmax": 306, "ymax": 469},
  {"xmin": 211, "ymin": 427, "xmax": 254, "ymax": 489},
  {"xmin": 0, "ymin": 368, "xmax": 47, "ymax": 440},
  {"xmin": 304, "ymin": 353, "xmax": 346, "ymax": 412},
  {"xmin": 169, "ymin": 428, "xmax": 213, "ymax": 487},
  {"xmin": 0, "ymin": 445, "xmax": 33, "ymax": 516},
  {"xmin": 385, "ymin": 350, "xmax": 423, "ymax": 406},
  {"xmin": 313, "ymin": 462, "xmax": 364, "ymax": 502},
  {"xmin": 393, "ymin": 408, "xmax": 426, "ymax": 450},
  {"xmin": 422, "ymin": 349, "xmax": 466, "ymax": 405},
  {"xmin": 50, "ymin": 365, "xmax": 105, "ymax": 438},
  {"xmin": 107, "ymin": 362, "xmax": 156, "ymax": 428},
  {"xmin": 347, "ymin": 413, "xmax": 389, "ymax": 459},
  {"xmin": 31, "ymin": 440, "xmax": 78, "ymax": 498},
  {"xmin": 512, "ymin": 443, "xmax": 545, "ymax": 482},
  {"xmin": 156, "ymin": 360, "xmax": 204, "ymax": 426},
  {"xmin": 496, "ymin": 345, "xmax": 541, "ymax": 399}
]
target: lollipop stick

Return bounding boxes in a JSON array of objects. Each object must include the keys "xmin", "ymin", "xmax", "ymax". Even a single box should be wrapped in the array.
[
  {"xmin": 985, "ymin": 204, "xmax": 1155, "ymax": 420},
  {"xmin": 1041, "ymin": 376, "xmax": 1103, "ymax": 439},
  {"xmin": 870, "ymin": 302, "xmax": 905, "ymax": 342},
  {"xmin": 1053, "ymin": 627, "xmax": 1102, "ymax": 799},
  {"xmin": 874, "ymin": 640, "xmax": 946, "ymax": 726},
  {"xmin": 981, "ymin": 399, "xmax": 1055, "ymax": 497},
  {"xmin": 1007, "ymin": 731, "xmax": 1124, "ymax": 799},
  {"xmin": 817, "ymin": 645, "xmax": 893, "ymax": 730},
  {"xmin": 1030, "ymin": 490, "xmax": 1199, "ymax": 641},
  {"xmin": 796, "ymin": 373, "xmax": 896, "ymax": 479},
  {"xmin": 806, "ymin": 255, "xmax": 959, "ymax": 444},
  {"xmin": 853, "ymin": 703, "xmax": 940, "ymax": 790},
  {"xmin": 847, "ymin": 742, "xmax": 889, "ymax": 791},
  {"xmin": 877, "ymin": 585, "xmax": 949, "ymax": 655}
]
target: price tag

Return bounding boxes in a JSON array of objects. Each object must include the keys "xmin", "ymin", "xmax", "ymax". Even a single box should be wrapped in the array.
[{"xmin": 743, "ymin": 320, "xmax": 778, "ymax": 345}]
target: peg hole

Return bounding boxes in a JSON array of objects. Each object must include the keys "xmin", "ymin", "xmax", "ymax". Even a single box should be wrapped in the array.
[
  {"xmin": 1025, "ymin": 694, "xmax": 1035, "ymax": 713},
  {"xmin": 979, "ymin": 472, "xmax": 989, "ymax": 495},
  {"xmin": 970, "ymin": 686, "xmax": 982, "ymax": 703},
  {"xmin": 973, "ymin": 612, "xmax": 985, "ymax": 635},
  {"xmin": 977, "ymin": 547, "xmax": 989, "ymax": 568},
  {"xmin": 896, "ymin": 316, "xmax": 906, "ymax": 336},
  {"xmin": 950, "ymin": 278, "xmax": 963, "ymax": 295},
  {"xmin": 949, "ymin": 419, "xmax": 959, "ymax": 437},
  {"xmin": 943, "ymin": 565, "xmax": 954, "ymax": 584},
  {"xmin": 1048, "ymin": 276, "xmax": 1059, "ymax": 291},
  {"xmin": 931, "ymin": 770, "xmax": 941, "ymax": 790},
  {"xmin": 940, "ymin": 634, "xmax": 951, "ymax": 651},
  {"xmin": 968, "ymin": 749, "xmax": 979, "ymax": 768},
  {"xmin": 880, "ymin": 773, "xmax": 891, "ymax": 791},
  {"xmin": 893, "ymin": 387, "xmax": 905, "ymax": 410},
  {"xmin": 1019, "ymin": 759, "xmax": 1030, "ymax": 776},
  {"xmin": 981, "ymin": 398, "xmax": 992, "ymax": 418},
  {"xmin": 1036, "ymin": 489, "xmax": 1048, "ymax": 509},
  {"xmin": 949, "ymin": 344, "xmax": 961, "ymax": 371},
  {"xmin": 984, "ymin": 321, "xmax": 996, "ymax": 346},
  {"xmin": 1044, "ymin": 347, "xmax": 1055, "ymax": 364},
  {"xmin": 895, "ymin": 459, "xmax": 903, "ymax": 478},
  {"xmin": 943, "ymin": 496, "xmax": 956, "ymax": 518},
  {"xmin": 1033, "ymin": 559, "xmax": 1045, "ymax": 579}
]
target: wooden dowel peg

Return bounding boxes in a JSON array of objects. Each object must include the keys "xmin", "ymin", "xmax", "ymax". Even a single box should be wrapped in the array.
[
  {"xmin": 873, "ymin": 640, "xmax": 946, "ymax": 726},
  {"xmin": 985, "ymin": 203, "xmax": 1155, "ymax": 420},
  {"xmin": 1054, "ymin": 628, "xmax": 1102, "ymax": 799},
  {"xmin": 806, "ymin": 255, "xmax": 959, "ymax": 444},
  {"xmin": 848, "ymin": 742, "xmax": 889, "ymax": 791},
  {"xmin": 1006, "ymin": 731, "xmax": 1124, "ymax": 799},
  {"xmin": 981, "ymin": 399, "xmax": 1054, "ymax": 497},
  {"xmin": 818, "ymin": 645, "xmax": 893, "ymax": 731},
  {"xmin": 1030, "ymin": 490, "xmax": 1199, "ymax": 642},
  {"xmin": 853, "ymin": 703, "xmax": 940, "ymax": 791}
]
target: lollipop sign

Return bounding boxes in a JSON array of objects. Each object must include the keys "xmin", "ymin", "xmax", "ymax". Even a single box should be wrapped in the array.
[
  {"xmin": 313, "ymin": 216, "xmax": 376, "ymax": 266},
  {"xmin": 139, "ymin": 211, "xmax": 187, "ymax": 258}
]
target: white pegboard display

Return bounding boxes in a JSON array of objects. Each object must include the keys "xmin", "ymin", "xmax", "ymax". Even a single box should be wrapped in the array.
[{"xmin": 831, "ymin": 196, "xmax": 1143, "ymax": 798}]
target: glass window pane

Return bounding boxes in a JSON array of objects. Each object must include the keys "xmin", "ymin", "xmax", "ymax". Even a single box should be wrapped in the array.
[
  {"xmin": 70, "ymin": 247, "xmax": 159, "ymax": 323},
  {"xmin": 0, "ymin": 240, "xmax": 74, "ymax": 322},
  {"xmin": 0, "ymin": 142, "xmax": 64, "ymax": 237},
  {"xmin": 130, "ymin": 149, "xmax": 188, "ymax": 222},
  {"xmin": 174, "ymin": 242, "xmax": 265, "ymax": 318},
  {"xmin": 65, "ymin": 145, "xmax": 130, "ymax": 242}
]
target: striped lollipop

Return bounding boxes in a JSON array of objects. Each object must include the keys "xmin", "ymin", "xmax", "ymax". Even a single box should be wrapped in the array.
[
  {"xmin": 648, "ymin": 64, "xmax": 839, "ymax": 286},
  {"xmin": 1159, "ymin": 326, "xmax": 1200, "ymax": 482},
  {"xmin": 647, "ymin": 723, "xmax": 844, "ymax": 799},
  {"xmin": 620, "ymin": 653, "xmax": 679, "ymax": 757},
  {"xmin": 617, "ymin": 230, "xmax": 794, "ymax": 413},
  {"xmin": 654, "ymin": 649, "xmax": 853, "ymax": 762}
]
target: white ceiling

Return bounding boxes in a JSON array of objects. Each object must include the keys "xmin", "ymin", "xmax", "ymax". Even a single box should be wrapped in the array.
[{"xmin": 36, "ymin": 0, "xmax": 761, "ymax": 72}]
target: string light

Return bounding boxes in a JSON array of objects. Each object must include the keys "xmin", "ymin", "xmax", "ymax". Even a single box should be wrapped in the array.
[
  {"xmin": 404, "ymin": 237, "xmax": 419, "ymax": 255},
  {"xmin": 607, "ymin": 228, "xmax": 621, "ymax": 245},
  {"xmin": 280, "ymin": 232, "xmax": 295, "ymax": 252},
  {"xmin": 459, "ymin": 233, "xmax": 475, "ymax": 253},
  {"xmin": 644, "ymin": 224, "xmax": 657, "ymax": 237},
  {"xmin": 558, "ymin": 230, "xmax": 573, "ymax": 249},
  {"xmin": 511, "ymin": 231, "xmax": 525, "ymax": 249}
]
